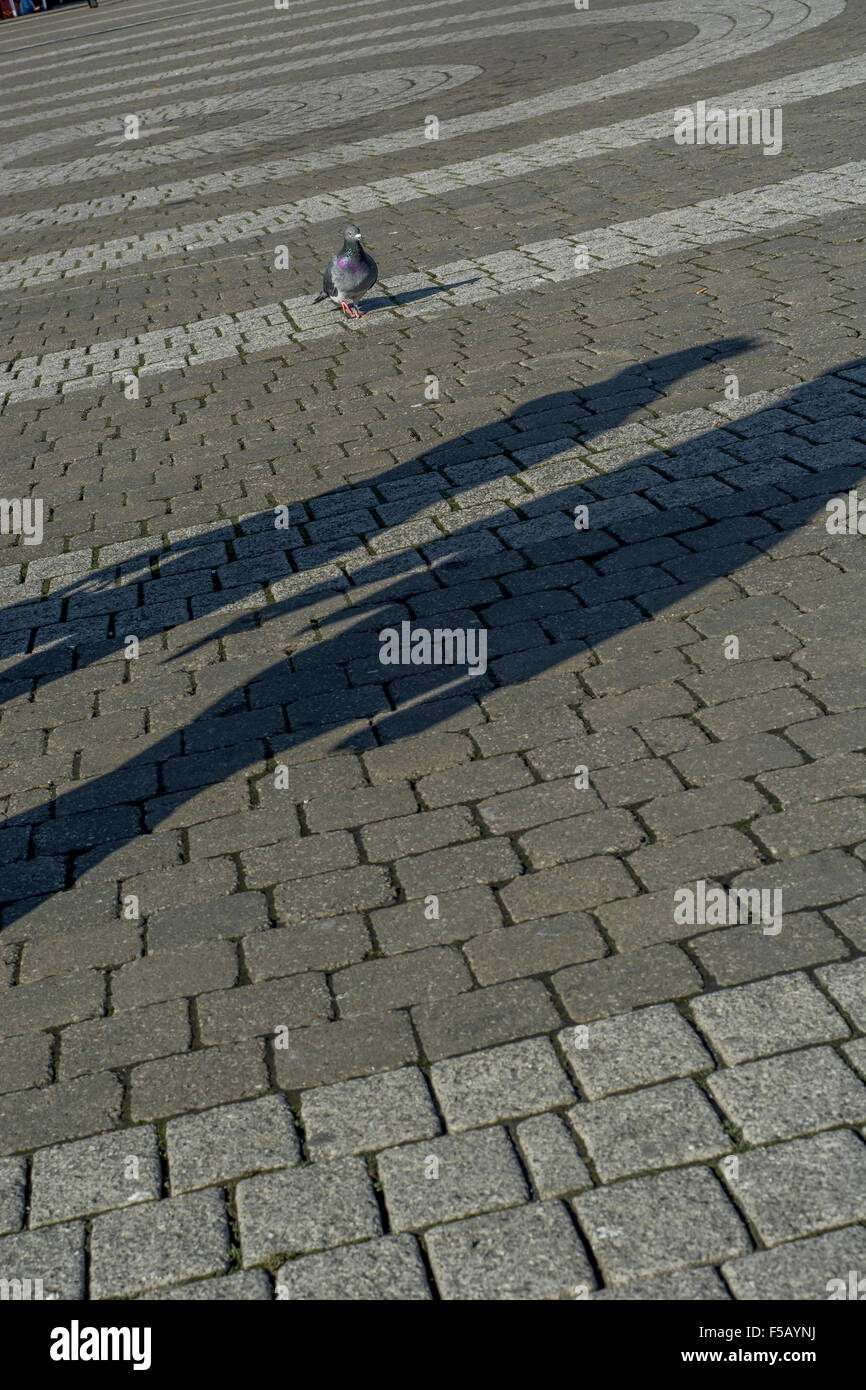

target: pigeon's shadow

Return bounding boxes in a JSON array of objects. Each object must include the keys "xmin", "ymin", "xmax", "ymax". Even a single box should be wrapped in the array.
[
  {"xmin": 3, "ymin": 337, "xmax": 866, "ymax": 934},
  {"xmin": 366, "ymin": 278, "xmax": 481, "ymax": 311}
]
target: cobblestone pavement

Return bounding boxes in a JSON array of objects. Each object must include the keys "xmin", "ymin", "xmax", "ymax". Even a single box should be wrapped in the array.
[{"xmin": 1, "ymin": 0, "xmax": 865, "ymax": 1302}]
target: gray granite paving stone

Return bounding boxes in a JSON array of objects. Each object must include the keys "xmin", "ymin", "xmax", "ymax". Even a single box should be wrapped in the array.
[
  {"xmin": 30, "ymin": 1127, "xmax": 161, "ymax": 1227},
  {"xmin": 553, "ymin": 945, "xmax": 703, "ymax": 1023},
  {"xmin": 242, "ymin": 917, "xmax": 370, "ymax": 980},
  {"xmin": 591, "ymin": 1268, "xmax": 730, "ymax": 1301},
  {"xmin": 573, "ymin": 1168, "xmax": 752, "ymax": 1287},
  {"xmin": 236, "ymin": 1158, "xmax": 382, "ymax": 1266},
  {"xmin": 569, "ymin": 1079, "xmax": 731, "ymax": 1182},
  {"xmin": 689, "ymin": 972, "xmax": 851, "ymax": 1064},
  {"xmin": 464, "ymin": 915, "xmax": 606, "ymax": 985},
  {"xmin": 130, "ymin": 1039, "xmax": 269, "ymax": 1121},
  {"xmin": 558, "ymin": 1003, "xmax": 714, "ymax": 1098},
  {"xmin": 378, "ymin": 1128, "xmax": 528, "ymax": 1233},
  {"xmin": 425, "ymin": 1200, "xmax": 596, "ymax": 1301},
  {"xmin": 723, "ymin": 1227, "xmax": 866, "ymax": 1301},
  {"xmin": 707, "ymin": 1046, "xmax": 866, "ymax": 1144},
  {"xmin": 59, "ymin": 999, "xmax": 192, "ymax": 1080},
  {"xmin": 721, "ymin": 1130, "xmax": 866, "ymax": 1246},
  {"xmin": 690, "ymin": 911, "xmax": 849, "ymax": 986},
  {"xmin": 368, "ymin": 885, "xmax": 502, "ymax": 954},
  {"xmin": 843, "ymin": 1037, "xmax": 866, "ymax": 1081},
  {"xmin": 430, "ymin": 1038, "xmax": 574, "ymax": 1132},
  {"xmin": 515, "ymin": 1114, "xmax": 592, "ymax": 1200},
  {"xmin": 815, "ymin": 958, "xmax": 866, "ymax": 1030},
  {"xmin": 0, "ymin": 1072, "xmax": 123, "ymax": 1156},
  {"xmin": 166, "ymin": 1094, "xmax": 301, "ymax": 1193},
  {"xmin": 272, "ymin": 1010, "xmax": 417, "ymax": 1091},
  {"xmin": 275, "ymin": 1234, "xmax": 432, "ymax": 1301},
  {"xmin": 0, "ymin": 1158, "xmax": 26, "ymax": 1236},
  {"xmin": 0, "ymin": 1032, "xmax": 53, "ymax": 1095},
  {"xmin": 301, "ymin": 1067, "xmax": 440, "ymax": 1159},
  {"xmin": 0, "ymin": 1222, "xmax": 85, "ymax": 1300},
  {"xmin": 90, "ymin": 1189, "xmax": 231, "ymax": 1300},
  {"xmin": 412, "ymin": 979, "xmax": 560, "ymax": 1060},
  {"xmin": 147, "ymin": 1270, "xmax": 273, "ymax": 1301}
]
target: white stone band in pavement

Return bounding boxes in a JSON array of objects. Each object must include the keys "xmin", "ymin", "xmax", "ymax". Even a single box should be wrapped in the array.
[
  {"xmin": 3, "ymin": 51, "xmax": 866, "ymax": 294},
  {"xmin": 3, "ymin": 158, "xmax": 864, "ymax": 406},
  {"xmin": 0, "ymin": 0, "xmax": 841, "ymax": 196}
]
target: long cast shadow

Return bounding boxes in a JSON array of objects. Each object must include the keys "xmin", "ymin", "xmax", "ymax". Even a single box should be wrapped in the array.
[{"xmin": 3, "ymin": 337, "xmax": 865, "ymax": 932}]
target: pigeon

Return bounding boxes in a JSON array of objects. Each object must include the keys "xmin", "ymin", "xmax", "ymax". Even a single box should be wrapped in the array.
[{"xmin": 313, "ymin": 225, "xmax": 378, "ymax": 319}]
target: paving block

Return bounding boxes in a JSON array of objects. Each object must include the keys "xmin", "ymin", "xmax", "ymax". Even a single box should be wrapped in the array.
[
  {"xmin": 464, "ymin": 915, "xmax": 605, "ymax": 985},
  {"xmin": 0, "ymin": 1072, "xmax": 123, "ymax": 1156},
  {"xmin": 412, "ymin": 979, "xmax": 560, "ymax": 1060},
  {"xmin": 592, "ymin": 1268, "xmax": 730, "ymax": 1300},
  {"xmin": 196, "ymin": 973, "xmax": 332, "ymax": 1044},
  {"xmin": 430, "ymin": 1038, "xmax": 574, "ymax": 1132},
  {"xmin": 242, "ymin": 918, "xmax": 370, "ymax": 981},
  {"xmin": 425, "ymin": 1200, "xmax": 595, "ymax": 1301},
  {"xmin": 275, "ymin": 1234, "xmax": 432, "ymax": 1300},
  {"xmin": 333, "ymin": 947, "xmax": 472, "ymax": 1016},
  {"xmin": 690, "ymin": 911, "xmax": 848, "ymax": 986},
  {"xmin": 130, "ymin": 1040, "xmax": 269, "ymax": 1121},
  {"xmin": 558, "ymin": 1003, "xmax": 714, "ymax": 1098},
  {"xmin": 167, "ymin": 1095, "xmax": 301, "ymax": 1193},
  {"xmin": 0, "ymin": 1221, "xmax": 85, "ymax": 1300},
  {"xmin": 722, "ymin": 1226, "xmax": 866, "ymax": 1300},
  {"xmin": 689, "ymin": 972, "xmax": 850, "ymax": 1064},
  {"xmin": 707, "ymin": 1047, "xmax": 866, "ymax": 1144},
  {"xmin": 59, "ymin": 999, "xmax": 191, "ymax": 1079},
  {"xmin": 721, "ymin": 1130, "xmax": 866, "ymax": 1246},
  {"xmin": 815, "ymin": 957, "xmax": 866, "ymax": 1029},
  {"xmin": 0, "ymin": 1157, "xmax": 26, "ymax": 1236},
  {"xmin": 553, "ymin": 945, "xmax": 702, "ymax": 1022},
  {"xmin": 30, "ymin": 1127, "xmax": 161, "ymax": 1227},
  {"xmin": 515, "ymin": 1114, "xmax": 592, "ymax": 1199},
  {"xmin": 369, "ymin": 885, "xmax": 502, "ymax": 955},
  {"xmin": 301, "ymin": 1067, "xmax": 440, "ymax": 1159},
  {"xmin": 272, "ymin": 1011, "xmax": 417, "ymax": 1091},
  {"xmin": 236, "ymin": 1158, "xmax": 381, "ymax": 1265},
  {"xmin": 574, "ymin": 1167, "xmax": 751, "ymax": 1287},
  {"xmin": 0, "ymin": 1032, "xmax": 53, "ymax": 1095},
  {"xmin": 568, "ymin": 1078, "xmax": 730, "ymax": 1181},
  {"xmin": 90, "ymin": 1189, "xmax": 231, "ymax": 1299},
  {"xmin": 147, "ymin": 1270, "xmax": 273, "ymax": 1301},
  {"xmin": 378, "ymin": 1128, "xmax": 528, "ymax": 1232}
]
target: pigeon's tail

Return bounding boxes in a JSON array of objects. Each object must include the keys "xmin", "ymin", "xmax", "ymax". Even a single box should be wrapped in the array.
[{"xmin": 312, "ymin": 291, "xmax": 328, "ymax": 304}]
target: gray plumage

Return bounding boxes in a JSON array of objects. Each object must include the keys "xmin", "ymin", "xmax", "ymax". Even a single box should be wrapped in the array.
[{"xmin": 313, "ymin": 225, "xmax": 378, "ymax": 317}]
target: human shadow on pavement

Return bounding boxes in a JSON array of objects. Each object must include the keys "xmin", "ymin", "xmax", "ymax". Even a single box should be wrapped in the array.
[{"xmin": 3, "ymin": 336, "xmax": 865, "ymax": 932}]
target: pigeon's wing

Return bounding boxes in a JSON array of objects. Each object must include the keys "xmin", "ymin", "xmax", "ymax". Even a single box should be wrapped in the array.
[
  {"xmin": 359, "ymin": 253, "xmax": 378, "ymax": 294},
  {"xmin": 322, "ymin": 257, "xmax": 341, "ymax": 301}
]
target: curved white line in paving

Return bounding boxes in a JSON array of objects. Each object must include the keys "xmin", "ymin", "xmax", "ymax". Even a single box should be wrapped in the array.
[
  {"xmin": 3, "ymin": 159, "xmax": 864, "ymax": 406},
  {"xmin": 0, "ymin": 0, "xmax": 398, "ymax": 72},
  {"xmin": 0, "ymin": 0, "xmax": 477, "ymax": 93},
  {"xmin": 0, "ymin": 68, "xmax": 480, "ymax": 195},
  {"xmin": 0, "ymin": 0, "xmax": 840, "ymax": 133},
  {"xmin": 0, "ymin": 1, "xmax": 842, "ymax": 199},
  {"xmin": 3, "ymin": 50, "xmax": 865, "ymax": 294}
]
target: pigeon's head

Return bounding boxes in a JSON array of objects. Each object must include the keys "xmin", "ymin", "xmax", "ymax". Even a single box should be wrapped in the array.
[{"xmin": 344, "ymin": 226, "xmax": 363, "ymax": 244}]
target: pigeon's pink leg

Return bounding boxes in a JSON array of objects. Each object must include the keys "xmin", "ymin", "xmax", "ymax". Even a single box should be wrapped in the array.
[{"xmin": 340, "ymin": 301, "xmax": 352, "ymax": 315}]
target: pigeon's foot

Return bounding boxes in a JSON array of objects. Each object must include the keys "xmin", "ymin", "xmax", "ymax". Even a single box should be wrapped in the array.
[
  {"xmin": 340, "ymin": 301, "xmax": 352, "ymax": 315},
  {"xmin": 350, "ymin": 305, "xmax": 364, "ymax": 319}
]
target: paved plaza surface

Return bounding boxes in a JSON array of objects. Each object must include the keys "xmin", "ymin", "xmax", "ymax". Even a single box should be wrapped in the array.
[{"xmin": 0, "ymin": 0, "xmax": 866, "ymax": 1302}]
